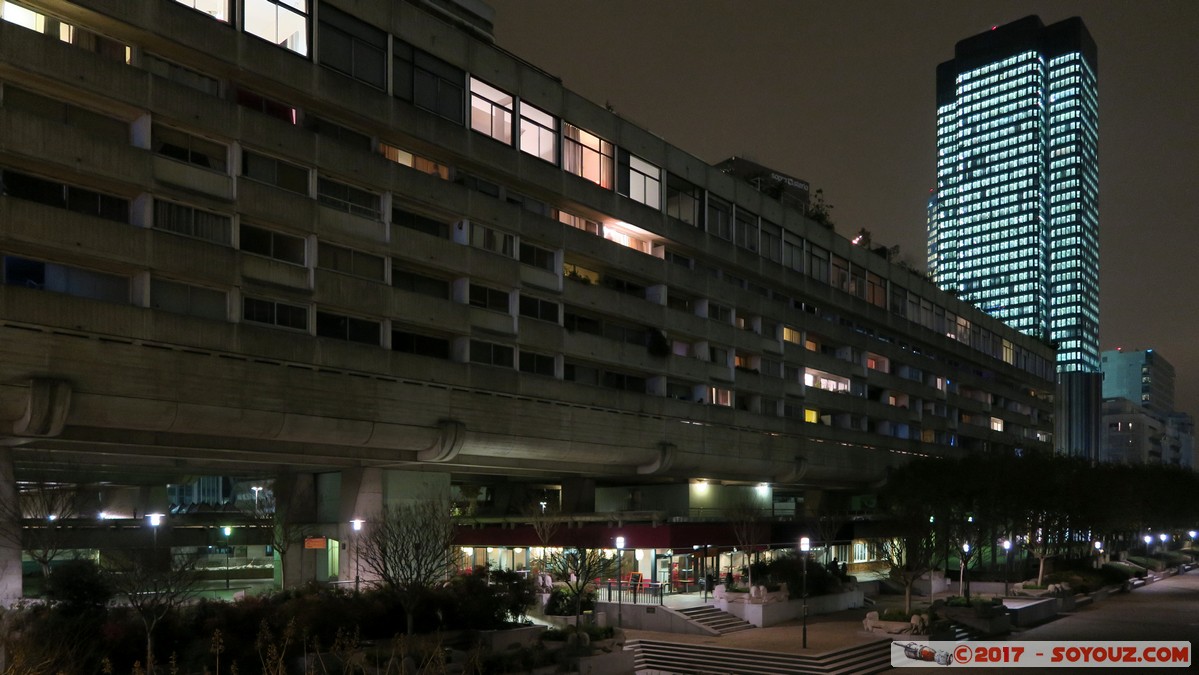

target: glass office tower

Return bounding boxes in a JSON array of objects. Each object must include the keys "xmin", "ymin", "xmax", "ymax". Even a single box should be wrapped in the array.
[
  {"xmin": 930, "ymin": 16, "xmax": 1100, "ymax": 457},
  {"xmin": 930, "ymin": 16, "xmax": 1098, "ymax": 373}
]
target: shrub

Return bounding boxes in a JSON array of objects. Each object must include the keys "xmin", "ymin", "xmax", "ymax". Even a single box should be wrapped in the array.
[{"xmin": 544, "ymin": 586, "xmax": 595, "ymax": 616}]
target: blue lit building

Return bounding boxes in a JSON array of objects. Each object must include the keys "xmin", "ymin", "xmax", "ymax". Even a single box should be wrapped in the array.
[{"xmin": 929, "ymin": 16, "xmax": 1100, "ymax": 458}]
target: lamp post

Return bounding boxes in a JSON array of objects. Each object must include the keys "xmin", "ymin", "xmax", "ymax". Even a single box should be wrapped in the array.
[
  {"xmin": 1144, "ymin": 534, "xmax": 1153, "ymax": 556},
  {"xmin": 147, "ymin": 513, "xmax": 164, "ymax": 547},
  {"xmin": 251, "ymin": 486, "xmax": 263, "ymax": 510},
  {"xmin": 1160, "ymin": 533, "xmax": 1169, "ymax": 558},
  {"xmin": 350, "ymin": 518, "xmax": 364, "ymax": 593},
  {"xmin": 615, "ymin": 536, "xmax": 625, "ymax": 628},
  {"xmin": 1093, "ymin": 540, "xmax": 1103, "ymax": 569},
  {"xmin": 222, "ymin": 525, "xmax": 232, "ymax": 590},
  {"xmin": 800, "ymin": 536, "xmax": 810, "ymax": 649},
  {"xmin": 960, "ymin": 543, "xmax": 970, "ymax": 599},
  {"xmin": 1002, "ymin": 540, "xmax": 1011, "ymax": 596}
]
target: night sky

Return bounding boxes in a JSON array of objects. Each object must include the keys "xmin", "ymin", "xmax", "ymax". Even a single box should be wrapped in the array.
[{"xmin": 492, "ymin": 0, "xmax": 1199, "ymax": 419}]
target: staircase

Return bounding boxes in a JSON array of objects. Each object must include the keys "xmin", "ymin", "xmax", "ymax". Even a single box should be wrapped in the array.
[
  {"xmin": 626, "ymin": 638, "xmax": 892, "ymax": 675},
  {"xmin": 675, "ymin": 605, "xmax": 756, "ymax": 634}
]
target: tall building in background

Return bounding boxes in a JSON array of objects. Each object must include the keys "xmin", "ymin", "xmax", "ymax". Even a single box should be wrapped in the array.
[
  {"xmin": 929, "ymin": 16, "xmax": 1100, "ymax": 458},
  {"xmin": 1100, "ymin": 349, "xmax": 1194, "ymax": 467},
  {"xmin": 1102, "ymin": 348, "xmax": 1175, "ymax": 418}
]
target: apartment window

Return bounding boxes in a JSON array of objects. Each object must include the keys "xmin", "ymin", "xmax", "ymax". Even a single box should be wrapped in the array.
[
  {"xmin": 317, "ymin": 176, "xmax": 380, "ymax": 219},
  {"xmin": 562, "ymin": 123, "xmax": 614, "ymax": 189},
  {"xmin": 2, "ymin": 86, "xmax": 128, "ymax": 142},
  {"xmin": 665, "ymin": 250, "xmax": 693, "ymax": 269},
  {"xmin": 617, "ymin": 149, "xmax": 660, "ymax": 209},
  {"xmin": 240, "ymin": 224, "xmax": 305, "ymax": 264},
  {"xmin": 392, "ymin": 206, "xmax": 447, "ymax": 238},
  {"xmin": 709, "ymin": 387, "xmax": 733, "ymax": 407},
  {"xmin": 665, "ymin": 174, "xmax": 702, "ymax": 226},
  {"xmin": 519, "ymin": 101, "xmax": 557, "ymax": 163},
  {"xmin": 469, "ymin": 284, "xmax": 509, "ymax": 312},
  {"xmin": 3, "ymin": 256, "xmax": 128, "ymax": 303},
  {"xmin": 470, "ymin": 340, "xmax": 513, "ymax": 368},
  {"xmin": 761, "ymin": 221, "xmax": 782, "ymax": 262},
  {"xmin": 242, "ymin": 296, "xmax": 307, "ymax": 330},
  {"xmin": 807, "ymin": 245, "xmax": 829, "ymax": 284},
  {"xmin": 154, "ymin": 200, "xmax": 232, "ymax": 245},
  {"xmin": 0, "ymin": 4, "xmax": 130, "ymax": 63},
  {"xmin": 150, "ymin": 279, "xmax": 226, "ymax": 320},
  {"xmin": 735, "ymin": 208, "xmax": 758, "ymax": 251},
  {"xmin": 469, "ymin": 223, "xmax": 515, "ymax": 257},
  {"xmin": 316, "ymin": 310, "xmax": 380, "ymax": 345},
  {"xmin": 707, "ymin": 196, "xmax": 732, "ymax": 240},
  {"xmin": 519, "ymin": 295, "xmax": 559, "ymax": 323},
  {"xmin": 469, "ymin": 78, "xmax": 513, "ymax": 145},
  {"xmin": 562, "ymin": 308, "xmax": 601, "ymax": 335},
  {"xmin": 391, "ymin": 267, "xmax": 448, "ymax": 298},
  {"xmin": 666, "ymin": 381, "xmax": 694, "ymax": 401},
  {"xmin": 563, "ymin": 362, "xmax": 598, "ymax": 386},
  {"xmin": 317, "ymin": 242, "xmax": 384, "ymax": 280},
  {"xmin": 708, "ymin": 303, "xmax": 732, "ymax": 323},
  {"xmin": 171, "ymin": 0, "xmax": 228, "ymax": 21},
  {"xmin": 235, "ymin": 89, "xmax": 297, "ymax": 124},
  {"xmin": 603, "ymin": 371, "xmax": 646, "ymax": 393},
  {"xmin": 392, "ymin": 41, "xmax": 465, "ymax": 124},
  {"xmin": 1, "ymin": 170, "xmax": 128, "ymax": 222},
  {"xmin": 804, "ymin": 408, "xmax": 820, "ymax": 424},
  {"xmin": 708, "ymin": 346, "xmax": 729, "ymax": 366},
  {"xmin": 242, "ymin": 151, "xmax": 308, "ymax": 194},
  {"xmin": 381, "ymin": 143, "xmax": 450, "ymax": 180},
  {"xmin": 519, "ymin": 351, "xmax": 555, "ymax": 377},
  {"xmin": 392, "ymin": 329, "xmax": 449, "ymax": 359},
  {"xmin": 782, "ymin": 326, "xmax": 802, "ymax": 344},
  {"xmin": 244, "ymin": 0, "xmax": 308, "ymax": 56},
  {"xmin": 519, "ymin": 242, "xmax": 555, "ymax": 271},
  {"xmin": 559, "ymin": 211, "xmax": 602, "ymax": 236},
  {"xmin": 144, "ymin": 54, "xmax": 222, "ymax": 96},
  {"xmin": 152, "ymin": 124, "xmax": 227, "ymax": 173},
  {"xmin": 317, "ymin": 4, "xmax": 385, "ymax": 88}
]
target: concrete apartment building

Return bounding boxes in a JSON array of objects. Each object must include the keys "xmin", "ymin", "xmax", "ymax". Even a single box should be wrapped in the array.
[
  {"xmin": 0, "ymin": 0, "xmax": 1055, "ymax": 597},
  {"xmin": 1100, "ymin": 349, "xmax": 1195, "ymax": 467}
]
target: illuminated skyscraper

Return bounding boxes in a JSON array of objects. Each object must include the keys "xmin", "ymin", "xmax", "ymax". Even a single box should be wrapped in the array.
[{"xmin": 929, "ymin": 16, "xmax": 1100, "ymax": 456}]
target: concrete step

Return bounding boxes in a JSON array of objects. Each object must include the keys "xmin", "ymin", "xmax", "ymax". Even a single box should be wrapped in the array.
[
  {"xmin": 627, "ymin": 638, "xmax": 891, "ymax": 675},
  {"xmin": 675, "ymin": 605, "xmax": 756, "ymax": 635}
]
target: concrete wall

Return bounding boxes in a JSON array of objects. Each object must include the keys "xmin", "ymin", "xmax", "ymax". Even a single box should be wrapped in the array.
[
  {"xmin": 718, "ymin": 588, "xmax": 864, "ymax": 627},
  {"xmin": 593, "ymin": 603, "xmax": 717, "ymax": 636}
]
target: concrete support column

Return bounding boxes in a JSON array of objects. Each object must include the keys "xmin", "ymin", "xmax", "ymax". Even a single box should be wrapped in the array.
[
  {"xmin": 561, "ymin": 478, "xmax": 596, "ymax": 514},
  {"xmin": 339, "ymin": 468, "xmax": 383, "ymax": 591},
  {"xmin": 273, "ymin": 472, "xmax": 316, "ymax": 589},
  {"xmin": 0, "ymin": 448, "xmax": 20, "ymax": 606}
]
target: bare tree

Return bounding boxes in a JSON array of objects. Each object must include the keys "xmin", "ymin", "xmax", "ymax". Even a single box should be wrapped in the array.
[
  {"xmin": 523, "ymin": 500, "xmax": 563, "ymax": 573},
  {"xmin": 544, "ymin": 545, "xmax": 616, "ymax": 620},
  {"xmin": 358, "ymin": 500, "xmax": 456, "ymax": 635},
  {"xmin": 882, "ymin": 530, "xmax": 936, "ymax": 615},
  {"xmin": 814, "ymin": 503, "xmax": 849, "ymax": 567},
  {"xmin": 104, "ymin": 549, "xmax": 201, "ymax": 675},
  {"xmin": 0, "ymin": 476, "xmax": 91, "ymax": 579},
  {"xmin": 727, "ymin": 496, "xmax": 765, "ymax": 587}
]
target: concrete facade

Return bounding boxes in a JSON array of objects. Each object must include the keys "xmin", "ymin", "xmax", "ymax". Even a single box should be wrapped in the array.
[{"xmin": 0, "ymin": 0, "xmax": 1055, "ymax": 598}]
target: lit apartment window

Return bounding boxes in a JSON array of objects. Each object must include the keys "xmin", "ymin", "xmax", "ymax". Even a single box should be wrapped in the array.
[
  {"xmin": 154, "ymin": 200, "xmax": 232, "ymax": 245},
  {"xmin": 990, "ymin": 417, "xmax": 1004, "ymax": 432},
  {"xmin": 317, "ymin": 4, "xmax": 385, "ymax": 89},
  {"xmin": 317, "ymin": 176, "xmax": 380, "ymax": 219},
  {"xmin": 241, "ymin": 150, "xmax": 308, "ymax": 195},
  {"xmin": 782, "ymin": 326, "xmax": 802, "ymax": 344},
  {"xmin": 559, "ymin": 211, "xmax": 602, "ymax": 236},
  {"xmin": 562, "ymin": 123, "xmax": 614, "ymax": 189},
  {"xmin": 393, "ymin": 41, "xmax": 465, "ymax": 124},
  {"xmin": 617, "ymin": 149, "xmax": 660, "ymax": 209},
  {"xmin": 171, "ymin": 0, "xmax": 228, "ymax": 21},
  {"xmin": 0, "ymin": 3, "xmax": 130, "ymax": 63},
  {"xmin": 519, "ymin": 101, "xmax": 557, "ymax": 163},
  {"xmin": 240, "ymin": 224, "xmax": 305, "ymax": 265},
  {"xmin": 470, "ymin": 78, "xmax": 513, "ymax": 145},
  {"xmin": 242, "ymin": 296, "xmax": 307, "ymax": 330},
  {"xmin": 3, "ymin": 256, "xmax": 128, "ymax": 303},
  {"xmin": 381, "ymin": 143, "xmax": 450, "ymax": 180},
  {"xmin": 244, "ymin": 0, "xmax": 308, "ymax": 56},
  {"xmin": 804, "ymin": 408, "xmax": 819, "ymax": 424},
  {"xmin": 469, "ymin": 223, "xmax": 515, "ymax": 257},
  {"xmin": 316, "ymin": 310, "xmax": 380, "ymax": 345},
  {"xmin": 152, "ymin": 124, "xmax": 227, "ymax": 173},
  {"xmin": 317, "ymin": 242, "xmax": 384, "ymax": 280},
  {"xmin": 709, "ymin": 387, "xmax": 733, "ymax": 407},
  {"xmin": 150, "ymin": 279, "xmax": 226, "ymax": 320}
]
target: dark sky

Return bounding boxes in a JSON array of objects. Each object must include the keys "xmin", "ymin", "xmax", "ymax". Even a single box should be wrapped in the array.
[{"xmin": 492, "ymin": 0, "xmax": 1199, "ymax": 418}]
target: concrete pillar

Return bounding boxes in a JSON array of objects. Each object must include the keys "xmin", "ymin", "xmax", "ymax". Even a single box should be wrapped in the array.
[
  {"xmin": 0, "ymin": 448, "xmax": 20, "ymax": 606},
  {"xmin": 561, "ymin": 478, "xmax": 596, "ymax": 514},
  {"xmin": 273, "ymin": 472, "xmax": 316, "ymax": 588}
]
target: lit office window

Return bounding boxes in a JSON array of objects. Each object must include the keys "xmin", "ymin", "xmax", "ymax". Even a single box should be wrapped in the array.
[
  {"xmin": 470, "ymin": 78, "xmax": 513, "ymax": 145},
  {"xmin": 244, "ymin": 0, "xmax": 308, "ymax": 56}
]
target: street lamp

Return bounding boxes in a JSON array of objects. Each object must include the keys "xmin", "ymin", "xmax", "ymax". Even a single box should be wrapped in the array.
[
  {"xmin": 800, "ymin": 536, "xmax": 810, "ymax": 649},
  {"xmin": 251, "ymin": 486, "xmax": 263, "ymax": 510},
  {"xmin": 1002, "ymin": 540, "xmax": 1011, "ymax": 596},
  {"xmin": 1094, "ymin": 540, "xmax": 1103, "ymax": 569},
  {"xmin": 1160, "ymin": 532, "xmax": 1169, "ymax": 557},
  {"xmin": 147, "ymin": 513, "xmax": 164, "ymax": 547},
  {"xmin": 222, "ymin": 525, "xmax": 233, "ymax": 590},
  {"xmin": 960, "ymin": 543, "xmax": 970, "ymax": 599},
  {"xmin": 350, "ymin": 518, "xmax": 364, "ymax": 592},
  {"xmin": 1144, "ymin": 534, "xmax": 1153, "ymax": 556},
  {"xmin": 615, "ymin": 536, "xmax": 625, "ymax": 628}
]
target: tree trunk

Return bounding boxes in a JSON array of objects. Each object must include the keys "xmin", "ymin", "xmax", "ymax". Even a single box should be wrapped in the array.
[
  {"xmin": 1037, "ymin": 556, "xmax": 1046, "ymax": 586},
  {"xmin": 904, "ymin": 582, "xmax": 913, "ymax": 614}
]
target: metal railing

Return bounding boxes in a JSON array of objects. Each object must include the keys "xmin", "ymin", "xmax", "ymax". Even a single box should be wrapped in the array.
[{"xmin": 598, "ymin": 579, "xmax": 666, "ymax": 605}]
